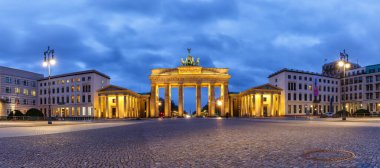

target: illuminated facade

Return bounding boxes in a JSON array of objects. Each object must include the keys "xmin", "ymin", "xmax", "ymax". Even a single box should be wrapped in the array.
[
  {"xmin": 269, "ymin": 69, "xmax": 341, "ymax": 116},
  {"xmin": 97, "ymin": 50, "xmax": 283, "ymax": 118},
  {"xmin": 97, "ymin": 85, "xmax": 149, "ymax": 118},
  {"xmin": 343, "ymin": 64, "xmax": 380, "ymax": 113},
  {"xmin": 0, "ymin": 66, "xmax": 43, "ymax": 115},
  {"xmin": 38, "ymin": 70, "xmax": 110, "ymax": 117},
  {"xmin": 2, "ymin": 50, "xmax": 379, "ymax": 118}
]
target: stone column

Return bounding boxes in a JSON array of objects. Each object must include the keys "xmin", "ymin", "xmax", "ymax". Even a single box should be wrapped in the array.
[
  {"xmin": 260, "ymin": 94, "xmax": 264, "ymax": 117},
  {"xmin": 123, "ymin": 95, "xmax": 127, "ymax": 118},
  {"xmin": 230, "ymin": 97, "xmax": 234, "ymax": 117},
  {"xmin": 178, "ymin": 83, "xmax": 184, "ymax": 117},
  {"xmin": 116, "ymin": 95, "xmax": 120, "ymax": 118},
  {"xmin": 145, "ymin": 98, "xmax": 149, "ymax": 118},
  {"xmin": 196, "ymin": 82, "xmax": 202, "ymax": 117},
  {"xmin": 97, "ymin": 96, "xmax": 101, "ymax": 118},
  {"xmin": 221, "ymin": 83, "xmax": 229, "ymax": 117},
  {"xmin": 268, "ymin": 93, "xmax": 273, "ymax": 117},
  {"xmin": 164, "ymin": 84, "xmax": 170, "ymax": 117},
  {"xmin": 105, "ymin": 95, "xmax": 109, "ymax": 118},
  {"xmin": 208, "ymin": 83, "xmax": 215, "ymax": 117},
  {"xmin": 135, "ymin": 98, "xmax": 139, "ymax": 117},
  {"xmin": 133, "ymin": 97, "xmax": 136, "ymax": 117},
  {"xmin": 249, "ymin": 95, "xmax": 253, "ymax": 117},
  {"xmin": 150, "ymin": 84, "xmax": 158, "ymax": 117},
  {"xmin": 251, "ymin": 94, "xmax": 255, "ymax": 117}
]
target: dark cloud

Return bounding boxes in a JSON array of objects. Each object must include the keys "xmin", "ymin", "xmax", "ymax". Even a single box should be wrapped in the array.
[{"xmin": 1, "ymin": 0, "xmax": 380, "ymax": 97}]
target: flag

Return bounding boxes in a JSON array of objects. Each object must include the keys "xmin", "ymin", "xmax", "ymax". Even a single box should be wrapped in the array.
[{"xmin": 313, "ymin": 77, "xmax": 319, "ymax": 97}]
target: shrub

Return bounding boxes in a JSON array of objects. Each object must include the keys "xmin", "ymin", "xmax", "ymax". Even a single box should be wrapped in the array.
[
  {"xmin": 333, "ymin": 110, "xmax": 349, "ymax": 117},
  {"xmin": 353, "ymin": 109, "xmax": 370, "ymax": 116},
  {"xmin": 26, "ymin": 108, "xmax": 44, "ymax": 117},
  {"xmin": 7, "ymin": 111, "xmax": 14, "ymax": 120},
  {"xmin": 13, "ymin": 110, "xmax": 24, "ymax": 116}
]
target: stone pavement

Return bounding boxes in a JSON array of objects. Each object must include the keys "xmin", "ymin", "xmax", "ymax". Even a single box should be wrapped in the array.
[
  {"xmin": 0, "ymin": 118, "xmax": 380, "ymax": 167},
  {"xmin": 0, "ymin": 120, "xmax": 143, "ymax": 138}
]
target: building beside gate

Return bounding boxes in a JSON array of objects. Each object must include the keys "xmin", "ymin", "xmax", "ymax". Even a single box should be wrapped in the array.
[
  {"xmin": 0, "ymin": 66, "xmax": 43, "ymax": 116},
  {"xmin": 37, "ymin": 70, "xmax": 110, "ymax": 118}
]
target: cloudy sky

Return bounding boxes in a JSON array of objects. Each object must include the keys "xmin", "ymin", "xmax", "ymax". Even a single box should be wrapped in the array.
[{"xmin": 1, "ymin": 0, "xmax": 379, "ymax": 109}]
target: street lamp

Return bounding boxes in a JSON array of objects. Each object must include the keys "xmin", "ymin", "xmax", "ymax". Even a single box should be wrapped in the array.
[
  {"xmin": 43, "ymin": 46, "xmax": 56, "ymax": 124},
  {"xmin": 337, "ymin": 60, "xmax": 350, "ymax": 121},
  {"xmin": 217, "ymin": 100, "xmax": 222, "ymax": 106}
]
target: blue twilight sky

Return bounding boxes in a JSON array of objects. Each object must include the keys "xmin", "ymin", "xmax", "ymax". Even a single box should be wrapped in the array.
[{"xmin": 1, "ymin": 0, "xmax": 379, "ymax": 110}]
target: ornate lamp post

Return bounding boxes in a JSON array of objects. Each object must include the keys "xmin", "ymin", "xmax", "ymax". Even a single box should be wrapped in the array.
[
  {"xmin": 337, "ymin": 60, "xmax": 350, "ymax": 121},
  {"xmin": 42, "ymin": 46, "xmax": 56, "ymax": 124}
]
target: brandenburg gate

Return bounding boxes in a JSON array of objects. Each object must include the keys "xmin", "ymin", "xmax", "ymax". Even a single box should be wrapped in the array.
[
  {"xmin": 149, "ymin": 49, "xmax": 231, "ymax": 117},
  {"xmin": 97, "ymin": 49, "xmax": 284, "ymax": 118}
]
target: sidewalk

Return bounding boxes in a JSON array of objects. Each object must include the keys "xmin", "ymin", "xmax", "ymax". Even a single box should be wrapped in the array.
[{"xmin": 0, "ymin": 120, "xmax": 144, "ymax": 138}]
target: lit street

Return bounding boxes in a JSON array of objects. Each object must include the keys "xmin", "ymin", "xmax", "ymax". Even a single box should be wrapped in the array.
[{"xmin": 1, "ymin": 119, "xmax": 379, "ymax": 167}]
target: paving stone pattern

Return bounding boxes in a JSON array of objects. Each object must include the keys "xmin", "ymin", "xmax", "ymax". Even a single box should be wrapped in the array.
[{"xmin": 0, "ymin": 119, "xmax": 379, "ymax": 167}]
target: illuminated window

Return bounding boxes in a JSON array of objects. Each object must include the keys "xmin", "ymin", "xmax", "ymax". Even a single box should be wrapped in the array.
[
  {"xmin": 76, "ymin": 95, "xmax": 80, "ymax": 103},
  {"xmin": 88, "ymin": 107, "xmax": 92, "ymax": 116},
  {"xmin": 15, "ymin": 88, "xmax": 20, "ymax": 94},
  {"xmin": 71, "ymin": 86, "xmax": 75, "ymax": 92},
  {"xmin": 67, "ymin": 79, "xmax": 70, "ymax": 83},
  {"xmin": 61, "ymin": 80, "xmax": 64, "ymax": 84},
  {"xmin": 23, "ymin": 89, "xmax": 28, "ymax": 95},
  {"xmin": 71, "ymin": 96, "xmax": 74, "ymax": 103},
  {"xmin": 82, "ymin": 107, "xmax": 86, "ymax": 116},
  {"xmin": 76, "ymin": 86, "xmax": 80, "ymax": 92},
  {"xmin": 31, "ymin": 90, "xmax": 36, "ymax": 96}
]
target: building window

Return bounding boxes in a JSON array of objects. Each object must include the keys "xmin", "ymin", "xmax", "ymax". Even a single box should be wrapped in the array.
[
  {"xmin": 5, "ymin": 77, "xmax": 12, "ymax": 83},
  {"xmin": 288, "ymin": 105, "xmax": 291, "ymax": 114},
  {"xmin": 77, "ymin": 85, "xmax": 80, "ymax": 92},
  {"xmin": 24, "ymin": 89, "xmax": 29, "ymax": 95},
  {"xmin": 293, "ymin": 105, "xmax": 297, "ymax": 114},
  {"xmin": 15, "ymin": 88, "xmax": 20, "ymax": 94},
  {"xmin": 71, "ymin": 86, "xmax": 75, "ymax": 92},
  {"xmin": 82, "ymin": 95, "xmax": 85, "ymax": 103},
  {"xmin": 88, "ymin": 95, "xmax": 91, "ymax": 103},
  {"xmin": 31, "ymin": 90, "xmax": 36, "ymax": 96},
  {"xmin": 299, "ymin": 105, "xmax": 302, "ymax": 113},
  {"xmin": 88, "ymin": 107, "xmax": 92, "ymax": 116},
  {"xmin": 5, "ymin": 87, "xmax": 11, "ymax": 93},
  {"xmin": 76, "ymin": 95, "xmax": 80, "ymax": 103},
  {"xmin": 88, "ymin": 76, "xmax": 91, "ymax": 81},
  {"xmin": 288, "ymin": 93, "xmax": 291, "ymax": 100},
  {"xmin": 71, "ymin": 96, "xmax": 74, "ymax": 103},
  {"xmin": 82, "ymin": 77, "xmax": 85, "ymax": 81}
]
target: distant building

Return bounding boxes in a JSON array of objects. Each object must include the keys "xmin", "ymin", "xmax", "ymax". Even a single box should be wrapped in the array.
[
  {"xmin": 322, "ymin": 50, "xmax": 360, "ymax": 78},
  {"xmin": 268, "ymin": 68, "xmax": 341, "ymax": 116},
  {"xmin": 0, "ymin": 66, "xmax": 43, "ymax": 116},
  {"xmin": 37, "ymin": 70, "xmax": 110, "ymax": 118},
  {"xmin": 343, "ymin": 64, "xmax": 380, "ymax": 113}
]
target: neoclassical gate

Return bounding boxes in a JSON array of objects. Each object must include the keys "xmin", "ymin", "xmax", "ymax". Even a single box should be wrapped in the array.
[{"xmin": 149, "ymin": 50, "xmax": 231, "ymax": 117}]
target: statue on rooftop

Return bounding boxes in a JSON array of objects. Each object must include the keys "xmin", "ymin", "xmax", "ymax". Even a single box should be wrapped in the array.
[{"xmin": 180, "ymin": 48, "xmax": 200, "ymax": 66}]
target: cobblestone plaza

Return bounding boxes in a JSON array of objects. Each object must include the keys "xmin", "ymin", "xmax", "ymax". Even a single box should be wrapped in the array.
[{"xmin": 1, "ymin": 119, "xmax": 379, "ymax": 167}]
